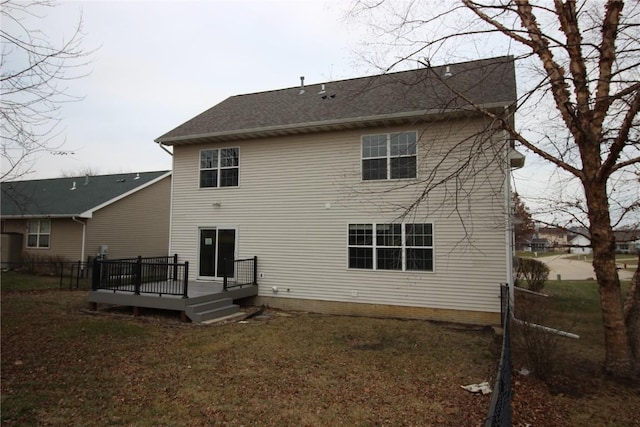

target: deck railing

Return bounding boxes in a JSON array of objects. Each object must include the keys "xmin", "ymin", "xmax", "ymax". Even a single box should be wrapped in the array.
[
  {"xmin": 222, "ymin": 256, "xmax": 258, "ymax": 291},
  {"xmin": 92, "ymin": 255, "xmax": 189, "ymax": 298}
]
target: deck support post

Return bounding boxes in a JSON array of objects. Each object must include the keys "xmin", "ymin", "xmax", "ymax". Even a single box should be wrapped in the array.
[
  {"xmin": 133, "ymin": 306, "xmax": 141, "ymax": 317},
  {"xmin": 180, "ymin": 311, "xmax": 188, "ymax": 322},
  {"xmin": 182, "ymin": 261, "xmax": 189, "ymax": 298},
  {"xmin": 89, "ymin": 302, "xmax": 97, "ymax": 311}
]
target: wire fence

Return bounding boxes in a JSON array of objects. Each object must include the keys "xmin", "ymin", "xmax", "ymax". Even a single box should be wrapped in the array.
[
  {"xmin": 2, "ymin": 260, "xmax": 94, "ymax": 290},
  {"xmin": 484, "ymin": 284, "xmax": 512, "ymax": 427}
]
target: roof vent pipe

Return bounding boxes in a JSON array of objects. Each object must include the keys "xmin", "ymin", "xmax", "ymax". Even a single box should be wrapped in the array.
[
  {"xmin": 443, "ymin": 66, "xmax": 452, "ymax": 77},
  {"xmin": 70, "ymin": 181, "xmax": 76, "ymax": 191},
  {"xmin": 84, "ymin": 175, "xmax": 89, "ymax": 185},
  {"xmin": 319, "ymin": 83, "xmax": 326, "ymax": 94},
  {"xmin": 299, "ymin": 76, "xmax": 305, "ymax": 94}
]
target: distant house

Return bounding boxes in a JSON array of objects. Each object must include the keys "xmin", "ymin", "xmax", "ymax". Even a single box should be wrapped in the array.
[
  {"xmin": 613, "ymin": 229, "xmax": 640, "ymax": 254},
  {"xmin": 535, "ymin": 226, "xmax": 568, "ymax": 251},
  {"xmin": 1, "ymin": 171, "xmax": 171, "ymax": 266},
  {"xmin": 569, "ymin": 234, "xmax": 592, "ymax": 255},
  {"xmin": 154, "ymin": 56, "xmax": 520, "ymax": 325}
]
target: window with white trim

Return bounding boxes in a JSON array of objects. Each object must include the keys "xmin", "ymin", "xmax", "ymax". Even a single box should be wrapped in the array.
[
  {"xmin": 362, "ymin": 132, "xmax": 417, "ymax": 180},
  {"xmin": 200, "ymin": 148, "xmax": 239, "ymax": 188},
  {"xmin": 27, "ymin": 219, "xmax": 50, "ymax": 248},
  {"xmin": 348, "ymin": 223, "xmax": 433, "ymax": 271}
]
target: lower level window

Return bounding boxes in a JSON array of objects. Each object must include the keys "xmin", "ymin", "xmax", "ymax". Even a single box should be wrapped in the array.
[
  {"xmin": 27, "ymin": 219, "xmax": 50, "ymax": 248},
  {"xmin": 348, "ymin": 223, "xmax": 433, "ymax": 271}
]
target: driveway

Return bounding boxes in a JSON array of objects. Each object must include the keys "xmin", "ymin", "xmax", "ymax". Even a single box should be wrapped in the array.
[{"xmin": 538, "ymin": 253, "xmax": 635, "ymax": 281}]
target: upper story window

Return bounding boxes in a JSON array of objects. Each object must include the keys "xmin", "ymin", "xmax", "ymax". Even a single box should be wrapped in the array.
[
  {"xmin": 200, "ymin": 148, "xmax": 239, "ymax": 188},
  {"xmin": 362, "ymin": 132, "xmax": 417, "ymax": 180},
  {"xmin": 27, "ymin": 219, "xmax": 50, "ymax": 248}
]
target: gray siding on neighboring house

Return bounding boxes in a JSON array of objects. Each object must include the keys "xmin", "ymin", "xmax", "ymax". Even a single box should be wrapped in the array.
[
  {"xmin": 86, "ymin": 175, "xmax": 171, "ymax": 259},
  {"xmin": 170, "ymin": 118, "xmax": 508, "ymax": 316}
]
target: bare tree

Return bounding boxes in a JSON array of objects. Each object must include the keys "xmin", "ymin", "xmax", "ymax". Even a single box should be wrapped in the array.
[
  {"xmin": 352, "ymin": 0, "xmax": 640, "ymax": 377},
  {"xmin": 1, "ymin": 0, "xmax": 92, "ymax": 181}
]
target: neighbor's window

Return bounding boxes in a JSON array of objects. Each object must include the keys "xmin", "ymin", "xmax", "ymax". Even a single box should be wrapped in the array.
[
  {"xmin": 27, "ymin": 219, "xmax": 50, "ymax": 248},
  {"xmin": 200, "ymin": 148, "xmax": 239, "ymax": 188},
  {"xmin": 348, "ymin": 223, "xmax": 433, "ymax": 271},
  {"xmin": 362, "ymin": 132, "xmax": 417, "ymax": 180}
]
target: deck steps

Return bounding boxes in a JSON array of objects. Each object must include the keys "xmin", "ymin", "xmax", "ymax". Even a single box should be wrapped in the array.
[{"xmin": 185, "ymin": 298, "xmax": 239, "ymax": 323}]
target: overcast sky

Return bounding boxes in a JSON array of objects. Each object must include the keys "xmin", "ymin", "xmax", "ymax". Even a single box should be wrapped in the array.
[
  {"xmin": 2, "ymin": 0, "xmax": 559, "ymax": 214},
  {"xmin": 4, "ymin": 0, "xmax": 367, "ymax": 179}
]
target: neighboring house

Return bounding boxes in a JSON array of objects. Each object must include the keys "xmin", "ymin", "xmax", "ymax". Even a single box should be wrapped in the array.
[
  {"xmin": 1, "ymin": 171, "xmax": 171, "ymax": 265},
  {"xmin": 535, "ymin": 226, "xmax": 568, "ymax": 251},
  {"xmin": 155, "ymin": 56, "xmax": 519, "ymax": 325},
  {"xmin": 614, "ymin": 229, "xmax": 640, "ymax": 254},
  {"xmin": 569, "ymin": 234, "xmax": 592, "ymax": 255}
]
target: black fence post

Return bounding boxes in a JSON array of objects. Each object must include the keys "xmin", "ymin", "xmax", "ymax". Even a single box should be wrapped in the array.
[
  {"xmin": 75, "ymin": 260, "xmax": 81, "ymax": 290},
  {"xmin": 222, "ymin": 258, "xmax": 228, "ymax": 291},
  {"xmin": 134, "ymin": 256, "xmax": 142, "ymax": 295},
  {"xmin": 91, "ymin": 258, "xmax": 100, "ymax": 290},
  {"xmin": 182, "ymin": 261, "xmax": 189, "ymax": 298}
]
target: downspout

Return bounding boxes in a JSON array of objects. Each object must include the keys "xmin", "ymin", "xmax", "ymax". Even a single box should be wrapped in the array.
[
  {"xmin": 71, "ymin": 217, "xmax": 86, "ymax": 266},
  {"xmin": 158, "ymin": 140, "xmax": 175, "ymax": 261},
  {"xmin": 503, "ymin": 120, "xmax": 578, "ymax": 339},
  {"xmin": 157, "ymin": 141, "xmax": 173, "ymax": 157}
]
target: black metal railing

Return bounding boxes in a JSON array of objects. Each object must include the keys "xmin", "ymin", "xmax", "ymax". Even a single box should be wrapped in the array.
[
  {"xmin": 222, "ymin": 256, "xmax": 257, "ymax": 291},
  {"xmin": 92, "ymin": 255, "xmax": 189, "ymax": 298},
  {"xmin": 484, "ymin": 284, "xmax": 512, "ymax": 427}
]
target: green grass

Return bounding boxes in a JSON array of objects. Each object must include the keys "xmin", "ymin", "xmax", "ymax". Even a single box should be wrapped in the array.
[
  {"xmin": 1, "ymin": 270, "xmax": 92, "ymax": 292},
  {"xmin": 564, "ymin": 253, "xmax": 638, "ymax": 264}
]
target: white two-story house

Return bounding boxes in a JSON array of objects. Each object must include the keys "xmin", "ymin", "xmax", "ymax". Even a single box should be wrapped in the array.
[{"xmin": 155, "ymin": 56, "xmax": 519, "ymax": 325}]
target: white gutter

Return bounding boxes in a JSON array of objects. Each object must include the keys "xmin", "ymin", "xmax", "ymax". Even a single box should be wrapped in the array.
[
  {"xmin": 71, "ymin": 216, "xmax": 86, "ymax": 265},
  {"xmin": 157, "ymin": 141, "xmax": 173, "ymax": 156},
  {"xmin": 156, "ymin": 102, "xmax": 512, "ymax": 145}
]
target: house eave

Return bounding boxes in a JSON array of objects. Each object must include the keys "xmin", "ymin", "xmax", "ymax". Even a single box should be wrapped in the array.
[
  {"xmin": 1, "ymin": 214, "xmax": 91, "ymax": 220},
  {"xmin": 156, "ymin": 102, "xmax": 512, "ymax": 146}
]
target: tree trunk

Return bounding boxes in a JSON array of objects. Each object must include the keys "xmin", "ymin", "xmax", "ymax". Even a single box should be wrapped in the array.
[
  {"xmin": 585, "ymin": 179, "xmax": 634, "ymax": 377},
  {"xmin": 624, "ymin": 255, "xmax": 640, "ymax": 372}
]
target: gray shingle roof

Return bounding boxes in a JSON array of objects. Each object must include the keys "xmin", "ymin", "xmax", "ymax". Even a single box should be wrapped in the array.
[
  {"xmin": 156, "ymin": 56, "xmax": 516, "ymax": 145},
  {"xmin": 1, "ymin": 171, "xmax": 170, "ymax": 218}
]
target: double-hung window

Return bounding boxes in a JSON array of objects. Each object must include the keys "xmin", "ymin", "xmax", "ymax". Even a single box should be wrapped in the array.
[
  {"xmin": 348, "ymin": 223, "xmax": 433, "ymax": 271},
  {"xmin": 200, "ymin": 148, "xmax": 239, "ymax": 188},
  {"xmin": 27, "ymin": 219, "xmax": 50, "ymax": 248},
  {"xmin": 362, "ymin": 132, "xmax": 417, "ymax": 180}
]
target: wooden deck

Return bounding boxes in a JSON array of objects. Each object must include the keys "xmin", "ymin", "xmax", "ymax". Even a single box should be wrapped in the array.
[{"xmin": 87, "ymin": 282, "xmax": 258, "ymax": 323}]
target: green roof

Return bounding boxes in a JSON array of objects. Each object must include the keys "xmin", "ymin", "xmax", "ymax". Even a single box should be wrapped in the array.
[{"xmin": 1, "ymin": 171, "xmax": 170, "ymax": 218}]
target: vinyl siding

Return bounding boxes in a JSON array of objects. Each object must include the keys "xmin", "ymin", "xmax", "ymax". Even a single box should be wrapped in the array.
[
  {"xmin": 2, "ymin": 218, "xmax": 84, "ymax": 261},
  {"xmin": 86, "ymin": 176, "xmax": 171, "ymax": 259},
  {"xmin": 171, "ymin": 117, "xmax": 508, "ymax": 316}
]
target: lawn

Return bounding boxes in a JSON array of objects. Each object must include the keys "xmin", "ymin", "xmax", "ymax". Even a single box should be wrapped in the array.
[
  {"xmin": 2, "ymin": 274, "xmax": 638, "ymax": 426},
  {"xmin": 511, "ymin": 280, "xmax": 639, "ymax": 426},
  {"xmin": 2, "ymin": 275, "xmax": 497, "ymax": 426}
]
